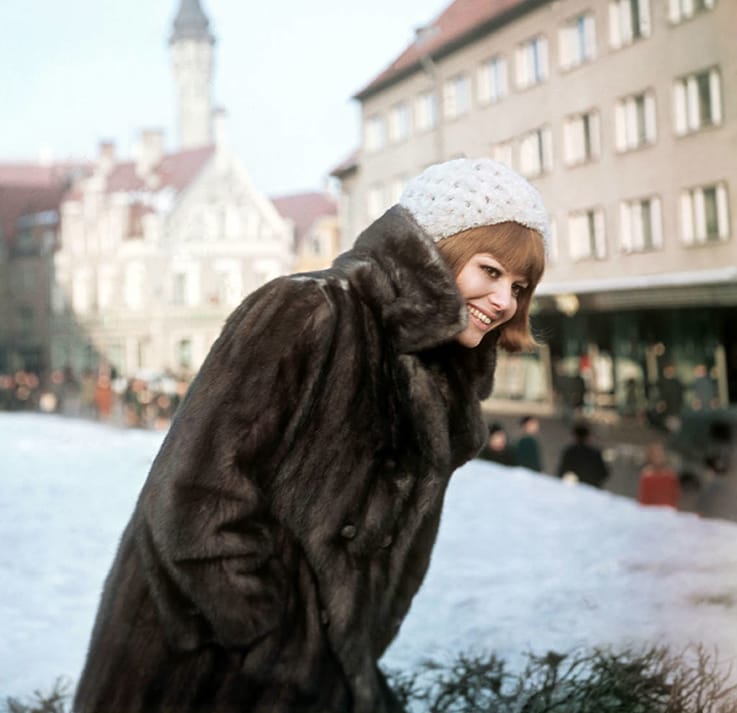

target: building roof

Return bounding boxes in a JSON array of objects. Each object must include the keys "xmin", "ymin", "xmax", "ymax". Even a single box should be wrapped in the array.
[
  {"xmin": 98, "ymin": 144, "xmax": 215, "ymax": 196},
  {"xmin": 0, "ymin": 162, "xmax": 86, "ymax": 187},
  {"xmin": 170, "ymin": 0, "xmax": 215, "ymax": 44},
  {"xmin": 329, "ymin": 150, "xmax": 359, "ymax": 178},
  {"xmin": 271, "ymin": 191, "xmax": 337, "ymax": 241},
  {"xmin": 354, "ymin": 0, "xmax": 535, "ymax": 100},
  {"xmin": 0, "ymin": 184, "xmax": 67, "ymax": 241}
]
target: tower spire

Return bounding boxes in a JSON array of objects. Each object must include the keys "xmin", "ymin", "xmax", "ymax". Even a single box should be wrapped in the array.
[
  {"xmin": 169, "ymin": 0, "xmax": 216, "ymax": 149},
  {"xmin": 170, "ymin": 0, "xmax": 214, "ymax": 44}
]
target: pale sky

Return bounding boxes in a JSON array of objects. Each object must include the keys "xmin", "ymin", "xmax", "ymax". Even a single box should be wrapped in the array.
[{"xmin": 0, "ymin": 1, "xmax": 450, "ymax": 196}]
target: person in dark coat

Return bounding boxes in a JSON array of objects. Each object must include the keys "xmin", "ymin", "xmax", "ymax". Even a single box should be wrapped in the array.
[
  {"xmin": 556, "ymin": 422, "xmax": 609, "ymax": 488},
  {"xmin": 74, "ymin": 158, "xmax": 549, "ymax": 713},
  {"xmin": 478, "ymin": 422, "xmax": 517, "ymax": 466},
  {"xmin": 514, "ymin": 415, "xmax": 543, "ymax": 472}
]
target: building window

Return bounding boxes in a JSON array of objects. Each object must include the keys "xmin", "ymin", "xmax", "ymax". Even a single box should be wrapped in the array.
[
  {"xmin": 559, "ymin": 13, "xmax": 596, "ymax": 69},
  {"xmin": 668, "ymin": 0, "xmax": 715, "ymax": 23},
  {"xmin": 364, "ymin": 114, "xmax": 386, "ymax": 152},
  {"xmin": 388, "ymin": 176, "xmax": 407, "ymax": 205},
  {"xmin": 518, "ymin": 126, "xmax": 553, "ymax": 178},
  {"xmin": 515, "ymin": 36, "xmax": 549, "ymax": 89},
  {"xmin": 443, "ymin": 73, "xmax": 471, "ymax": 119},
  {"xmin": 673, "ymin": 67, "xmax": 722, "ymax": 135},
  {"xmin": 609, "ymin": 0, "xmax": 651, "ymax": 48},
  {"xmin": 173, "ymin": 272, "xmax": 187, "ymax": 305},
  {"xmin": 124, "ymin": 262, "xmax": 145, "ymax": 309},
  {"xmin": 491, "ymin": 140, "xmax": 514, "ymax": 169},
  {"xmin": 415, "ymin": 91, "xmax": 438, "ymax": 131},
  {"xmin": 19, "ymin": 306, "xmax": 34, "ymax": 340},
  {"xmin": 477, "ymin": 55, "xmax": 508, "ymax": 104},
  {"xmin": 615, "ymin": 90, "xmax": 657, "ymax": 151},
  {"xmin": 388, "ymin": 102, "xmax": 410, "ymax": 143},
  {"xmin": 176, "ymin": 338, "xmax": 192, "ymax": 370},
  {"xmin": 568, "ymin": 208, "xmax": 607, "ymax": 260},
  {"xmin": 367, "ymin": 184, "xmax": 385, "ymax": 222},
  {"xmin": 619, "ymin": 197, "xmax": 663, "ymax": 252},
  {"xmin": 680, "ymin": 182, "xmax": 730, "ymax": 244},
  {"xmin": 214, "ymin": 259, "xmax": 242, "ymax": 307},
  {"xmin": 563, "ymin": 110, "xmax": 600, "ymax": 165}
]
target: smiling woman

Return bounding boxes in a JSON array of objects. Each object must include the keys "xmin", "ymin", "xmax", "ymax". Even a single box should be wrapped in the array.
[
  {"xmin": 74, "ymin": 157, "xmax": 549, "ymax": 713},
  {"xmin": 437, "ymin": 223, "xmax": 546, "ymax": 350}
]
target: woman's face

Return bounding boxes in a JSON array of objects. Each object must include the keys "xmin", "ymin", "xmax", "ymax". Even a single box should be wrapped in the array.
[{"xmin": 454, "ymin": 252, "xmax": 528, "ymax": 348}]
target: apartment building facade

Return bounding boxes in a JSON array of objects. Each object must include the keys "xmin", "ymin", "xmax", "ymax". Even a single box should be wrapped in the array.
[{"xmin": 333, "ymin": 0, "xmax": 736, "ymax": 412}]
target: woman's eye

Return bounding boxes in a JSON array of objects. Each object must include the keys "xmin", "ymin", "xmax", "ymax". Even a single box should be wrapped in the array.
[
  {"xmin": 482, "ymin": 265, "xmax": 500, "ymax": 278},
  {"xmin": 512, "ymin": 284, "xmax": 525, "ymax": 298}
]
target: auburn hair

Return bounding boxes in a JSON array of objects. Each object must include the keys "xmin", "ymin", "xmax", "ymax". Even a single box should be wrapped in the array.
[{"xmin": 436, "ymin": 222, "xmax": 546, "ymax": 352}]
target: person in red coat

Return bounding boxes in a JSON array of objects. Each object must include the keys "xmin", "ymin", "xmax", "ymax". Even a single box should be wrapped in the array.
[{"xmin": 638, "ymin": 441, "xmax": 681, "ymax": 509}]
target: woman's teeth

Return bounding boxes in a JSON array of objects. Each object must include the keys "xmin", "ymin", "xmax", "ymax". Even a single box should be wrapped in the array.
[{"xmin": 468, "ymin": 305, "xmax": 492, "ymax": 325}]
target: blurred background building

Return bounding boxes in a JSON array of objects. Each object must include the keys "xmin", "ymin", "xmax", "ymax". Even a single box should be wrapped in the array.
[{"xmin": 331, "ymin": 0, "xmax": 736, "ymax": 415}]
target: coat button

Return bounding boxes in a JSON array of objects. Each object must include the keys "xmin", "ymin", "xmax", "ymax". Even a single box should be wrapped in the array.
[
  {"xmin": 340, "ymin": 524, "xmax": 357, "ymax": 539},
  {"xmin": 320, "ymin": 609, "xmax": 329, "ymax": 625},
  {"xmin": 379, "ymin": 534, "xmax": 393, "ymax": 548}
]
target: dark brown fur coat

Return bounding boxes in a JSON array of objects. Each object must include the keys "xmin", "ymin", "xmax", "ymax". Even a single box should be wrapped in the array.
[{"xmin": 74, "ymin": 206, "xmax": 498, "ymax": 713}]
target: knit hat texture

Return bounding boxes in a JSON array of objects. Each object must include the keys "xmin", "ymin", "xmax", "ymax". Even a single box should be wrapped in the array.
[{"xmin": 399, "ymin": 157, "xmax": 550, "ymax": 250}]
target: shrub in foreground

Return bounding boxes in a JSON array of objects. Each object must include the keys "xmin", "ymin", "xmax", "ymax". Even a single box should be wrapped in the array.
[{"xmin": 5, "ymin": 646, "xmax": 736, "ymax": 712}]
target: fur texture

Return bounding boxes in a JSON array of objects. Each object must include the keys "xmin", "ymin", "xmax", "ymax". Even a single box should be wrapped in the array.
[{"xmin": 74, "ymin": 206, "xmax": 499, "ymax": 713}]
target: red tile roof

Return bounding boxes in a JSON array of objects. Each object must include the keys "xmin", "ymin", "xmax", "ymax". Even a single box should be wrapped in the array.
[
  {"xmin": 0, "ymin": 162, "xmax": 88, "ymax": 187},
  {"xmin": 355, "ymin": 0, "xmax": 531, "ymax": 100},
  {"xmin": 271, "ymin": 191, "xmax": 337, "ymax": 241},
  {"xmin": 0, "ymin": 184, "xmax": 67, "ymax": 241},
  {"xmin": 105, "ymin": 145, "xmax": 215, "ymax": 194}
]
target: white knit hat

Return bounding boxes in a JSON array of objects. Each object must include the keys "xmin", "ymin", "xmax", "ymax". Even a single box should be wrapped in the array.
[{"xmin": 399, "ymin": 157, "xmax": 550, "ymax": 250}]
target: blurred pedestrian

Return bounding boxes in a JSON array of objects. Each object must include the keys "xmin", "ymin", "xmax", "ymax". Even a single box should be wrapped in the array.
[
  {"xmin": 556, "ymin": 421, "xmax": 609, "ymax": 488},
  {"xmin": 515, "ymin": 415, "xmax": 543, "ymax": 472},
  {"xmin": 637, "ymin": 441, "xmax": 681, "ymax": 509},
  {"xmin": 478, "ymin": 422, "xmax": 517, "ymax": 466},
  {"xmin": 654, "ymin": 364, "xmax": 684, "ymax": 433},
  {"xmin": 74, "ymin": 157, "xmax": 550, "ymax": 713},
  {"xmin": 690, "ymin": 363, "xmax": 718, "ymax": 411}
]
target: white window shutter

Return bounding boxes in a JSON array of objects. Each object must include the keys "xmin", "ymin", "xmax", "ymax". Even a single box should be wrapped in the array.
[
  {"xmin": 644, "ymin": 93, "xmax": 657, "ymax": 143},
  {"xmin": 680, "ymin": 192, "xmax": 695, "ymax": 244},
  {"xmin": 704, "ymin": 0, "xmax": 714, "ymax": 7},
  {"xmin": 626, "ymin": 99, "xmax": 638, "ymax": 148},
  {"xmin": 539, "ymin": 37, "xmax": 549, "ymax": 80},
  {"xmin": 542, "ymin": 126, "xmax": 554, "ymax": 170},
  {"xmin": 694, "ymin": 188, "xmax": 706, "ymax": 242},
  {"xmin": 673, "ymin": 81, "xmax": 688, "ymax": 135},
  {"xmin": 716, "ymin": 184, "xmax": 730, "ymax": 239},
  {"xmin": 559, "ymin": 27, "xmax": 571, "ymax": 70},
  {"xmin": 594, "ymin": 210, "xmax": 607, "ymax": 258},
  {"xmin": 651, "ymin": 197, "xmax": 664, "ymax": 248},
  {"xmin": 633, "ymin": 202, "xmax": 645, "ymax": 250},
  {"xmin": 615, "ymin": 101, "xmax": 627, "ymax": 151},
  {"xmin": 639, "ymin": 0, "xmax": 652, "ymax": 37},
  {"xmin": 684, "ymin": 0, "xmax": 695, "ymax": 16},
  {"xmin": 620, "ymin": 0, "xmax": 633, "ymax": 43},
  {"xmin": 686, "ymin": 76, "xmax": 699, "ymax": 130},
  {"xmin": 516, "ymin": 46, "xmax": 527, "ymax": 88},
  {"xmin": 569, "ymin": 215, "xmax": 587, "ymax": 260},
  {"xmin": 619, "ymin": 203, "xmax": 632, "ymax": 252},
  {"xmin": 709, "ymin": 69, "xmax": 722, "ymax": 124},
  {"xmin": 590, "ymin": 112, "xmax": 601, "ymax": 157},
  {"xmin": 499, "ymin": 58, "xmax": 509, "ymax": 96},
  {"xmin": 478, "ymin": 64, "xmax": 489, "ymax": 104},
  {"xmin": 563, "ymin": 121, "xmax": 574, "ymax": 164},
  {"xmin": 609, "ymin": 1, "xmax": 622, "ymax": 48},
  {"xmin": 585, "ymin": 15, "xmax": 597, "ymax": 60},
  {"xmin": 668, "ymin": 0, "xmax": 680, "ymax": 23}
]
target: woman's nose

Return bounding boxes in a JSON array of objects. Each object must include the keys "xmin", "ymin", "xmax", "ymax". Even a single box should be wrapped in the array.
[{"xmin": 488, "ymin": 282, "xmax": 513, "ymax": 311}]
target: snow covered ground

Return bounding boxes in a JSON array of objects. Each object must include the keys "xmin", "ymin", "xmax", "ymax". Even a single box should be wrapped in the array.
[{"xmin": 2, "ymin": 412, "xmax": 737, "ymax": 699}]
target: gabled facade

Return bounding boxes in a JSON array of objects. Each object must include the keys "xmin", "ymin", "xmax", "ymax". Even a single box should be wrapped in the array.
[
  {"xmin": 334, "ymin": 0, "xmax": 737, "ymax": 412},
  {"xmin": 53, "ymin": 130, "xmax": 293, "ymax": 377},
  {"xmin": 272, "ymin": 191, "xmax": 340, "ymax": 272}
]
